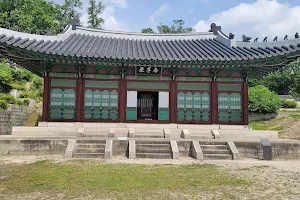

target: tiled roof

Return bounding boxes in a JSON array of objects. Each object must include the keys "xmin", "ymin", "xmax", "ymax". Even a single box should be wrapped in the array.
[{"xmin": 0, "ymin": 25, "xmax": 300, "ymax": 63}]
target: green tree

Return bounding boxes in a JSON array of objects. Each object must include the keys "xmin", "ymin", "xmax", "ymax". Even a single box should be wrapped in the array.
[
  {"xmin": 87, "ymin": 0, "xmax": 105, "ymax": 29},
  {"xmin": 60, "ymin": 0, "xmax": 83, "ymax": 23},
  {"xmin": 248, "ymin": 85, "xmax": 282, "ymax": 113},
  {"xmin": 0, "ymin": 0, "xmax": 62, "ymax": 34},
  {"xmin": 0, "ymin": 62, "xmax": 13, "ymax": 93},
  {"xmin": 141, "ymin": 28, "xmax": 155, "ymax": 33},
  {"xmin": 142, "ymin": 19, "xmax": 194, "ymax": 34}
]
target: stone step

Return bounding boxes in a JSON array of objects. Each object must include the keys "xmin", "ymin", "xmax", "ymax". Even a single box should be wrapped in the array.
[
  {"xmin": 201, "ymin": 145, "xmax": 229, "ymax": 150},
  {"xmin": 136, "ymin": 144, "xmax": 171, "ymax": 148},
  {"xmin": 136, "ymin": 149, "xmax": 172, "ymax": 154},
  {"xmin": 74, "ymin": 148, "xmax": 105, "ymax": 153},
  {"xmin": 203, "ymin": 154, "xmax": 233, "ymax": 160},
  {"xmin": 136, "ymin": 153, "xmax": 172, "ymax": 159},
  {"xmin": 134, "ymin": 134, "xmax": 164, "ymax": 138},
  {"xmin": 202, "ymin": 149, "xmax": 231, "ymax": 155},
  {"xmin": 190, "ymin": 135, "xmax": 214, "ymax": 139},
  {"xmin": 136, "ymin": 141, "xmax": 170, "ymax": 144},
  {"xmin": 75, "ymin": 144, "xmax": 106, "ymax": 148},
  {"xmin": 199, "ymin": 141, "xmax": 227, "ymax": 145},
  {"xmin": 76, "ymin": 140, "xmax": 106, "ymax": 144},
  {"xmin": 73, "ymin": 153, "xmax": 105, "ymax": 158},
  {"xmin": 135, "ymin": 140, "xmax": 170, "ymax": 144}
]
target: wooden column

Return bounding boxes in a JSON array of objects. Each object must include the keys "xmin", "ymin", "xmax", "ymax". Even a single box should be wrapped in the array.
[
  {"xmin": 75, "ymin": 75, "xmax": 83, "ymax": 122},
  {"xmin": 169, "ymin": 80, "xmax": 177, "ymax": 123},
  {"xmin": 243, "ymin": 81, "xmax": 249, "ymax": 125},
  {"xmin": 119, "ymin": 79, "xmax": 127, "ymax": 122},
  {"xmin": 42, "ymin": 73, "xmax": 50, "ymax": 121},
  {"xmin": 211, "ymin": 81, "xmax": 218, "ymax": 124}
]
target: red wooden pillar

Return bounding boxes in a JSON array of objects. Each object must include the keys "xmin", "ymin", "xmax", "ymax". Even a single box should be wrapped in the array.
[
  {"xmin": 169, "ymin": 80, "xmax": 177, "ymax": 123},
  {"xmin": 211, "ymin": 81, "xmax": 218, "ymax": 124},
  {"xmin": 75, "ymin": 75, "xmax": 83, "ymax": 122},
  {"xmin": 119, "ymin": 79, "xmax": 127, "ymax": 122},
  {"xmin": 42, "ymin": 73, "xmax": 49, "ymax": 121},
  {"xmin": 243, "ymin": 81, "xmax": 249, "ymax": 125}
]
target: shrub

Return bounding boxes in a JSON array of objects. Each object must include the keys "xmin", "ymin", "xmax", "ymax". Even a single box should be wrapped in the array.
[
  {"xmin": 23, "ymin": 99, "xmax": 30, "ymax": 106},
  {"xmin": 0, "ymin": 94, "xmax": 16, "ymax": 104},
  {"xmin": 281, "ymin": 99, "xmax": 297, "ymax": 108},
  {"xmin": 0, "ymin": 99, "xmax": 7, "ymax": 110},
  {"xmin": 19, "ymin": 91, "xmax": 35, "ymax": 99},
  {"xmin": 16, "ymin": 99, "xmax": 24, "ymax": 106},
  {"xmin": 10, "ymin": 83, "xmax": 25, "ymax": 90},
  {"xmin": 249, "ymin": 85, "xmax": 282, "ymax": 113}
]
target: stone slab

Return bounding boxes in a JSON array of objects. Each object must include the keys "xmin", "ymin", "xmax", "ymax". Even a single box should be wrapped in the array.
[
  {"xmin": 47, "ymin": 122, "xmax": 74, "ymax": 127},
  {"xmin": 82, "ymin": 123, "xmax": 118, "ymax": 128},
  {"xmin": 219, "ymin": 130, "xmax": 278, "ymax": 140},
  {"xmin": 65, "ymin": 139, "xmax": 76, "ymax": 158},
  {"xmin": 164, "ymin": 129, "xmax": 170, "ymax": 138},
  {"xmin": 212, "ymin": 130, "xmax": 220, "ymax": 139},
  {"xmin": 38, "ymin": 122, "xmax": 48, "ymax": 127},
  {"xmin": 126, "ymin": 123, "xmax": 171, "ymax": 129},
  {"xmin": 129, "ymin": 140, "xmax": 136, "ymax": 159},
  {"xmin": 170, "ymin": 140, "xmax": 179, "ymax": 159},
  {"xmin": 181, "ymin": 129, "xmax": 190, "ymax": 139},
  {"xmin": 191, "ymin": 141, "xmax": 203, "ymax": 160},
  {"xmin": 109, "ymin": 128, "xmax": 116, "ymax": 137},
  {"xmin": 105, "ymin": 140, "xmax": 113, "ymax": 159},
  {"xmin": 219, "ymin": 125, "xmax": 252, "ymax": 130},
  {"xmin": 227, "ymin": 141, "xmax": 240, "ymax": 160}
]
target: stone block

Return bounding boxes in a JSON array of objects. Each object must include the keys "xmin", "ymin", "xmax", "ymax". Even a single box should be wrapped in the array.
[
  {"xmin": 170, "ymin": 140, "xmax": 179, "ymax": 159},
  {"xmin": 128, "ymin": 128, "xmax": 135, "ymax": 137},
  {"xmin": 227, "ymin": 141, "xmax": 240, "ymax": 160},
  {"xmin": 191, "ymin": 141, "xmax": 203, "ymax": 160},
  {"xmin": 38, "ymin": 122, "xmax": 48, "ymax": 127},
  {"xmin": 78, "ymin": 128, "xmax": 84, "ymax": 137},
  {"xmin": 164, "ymin": 129, "xmax": 170, "ymax": 138},
  {"xmin": 181, "ymin": 129, "xmax": 190, "ymax": 139},
  {"xmin": 109, "ymin": 128, "xmax": 116, "ymax": 137},
  {"xmin": 117, "ymin": 123, "xmax": 126, "ymax": 128},
  {"xmin": 47, "ymin": 122, "xmax": 74, "ymax": 127},
  {"xmin": 129, "ymin": 140, "xmax": 136, "ymax": 159},
  {"xmin": 65, "ymin": 139, "xmax": 76, "ymax": 158},
  {"xmin": 212, "ymin": 130, "xmax": 220, "ymax": 139},
  {"xmin": 105, "ymin": 140, "xmax": 113, "ymax": 159}
]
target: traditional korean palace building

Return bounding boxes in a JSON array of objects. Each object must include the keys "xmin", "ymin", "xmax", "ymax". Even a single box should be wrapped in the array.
[{"xmin": 0, "ymin": 23, "xmax": 300, "ymax": 125}]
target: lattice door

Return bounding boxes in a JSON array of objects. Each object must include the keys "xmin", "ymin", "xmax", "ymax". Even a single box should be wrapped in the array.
[
  {"xmin": 177, "ymin": 92, "xmax": 210, "ymax": 121},
  {"xmin": 84, "ymin": 90, "xmax": 118, "ymax": 120},
  {"xmin": 218, "ymin": 93, "xmax": 242, "ymax": 122}
]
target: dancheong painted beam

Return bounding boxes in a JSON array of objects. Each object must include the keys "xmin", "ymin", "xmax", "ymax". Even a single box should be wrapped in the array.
[{"xmin": 0, "ymin": 23, "xmax": 300, "ymax": 125}]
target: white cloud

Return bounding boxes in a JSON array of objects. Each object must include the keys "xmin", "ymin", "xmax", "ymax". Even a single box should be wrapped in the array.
[
  {"xmin": 193, "ymin": 0, "xmax": 300, "ymax": 41},
  {"xmin": 149, "ymin": 3, "xmax": 171, "ymax": 27},
  {"xmin": 103, "ymin": 0, "xmax": 128, "ymax": 8},
  {"xmin": 101, "ymin": 6, "xmax": 129, "ymax": 31}
]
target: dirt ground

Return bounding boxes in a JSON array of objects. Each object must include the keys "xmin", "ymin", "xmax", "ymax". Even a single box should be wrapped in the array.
[
  {"xmin": 280, "ymin": 120, "xmax": 300, "ymax": 140},
  {"xmin": 0, "ymin": 155, "xmax": 300, "ymax": 199}
]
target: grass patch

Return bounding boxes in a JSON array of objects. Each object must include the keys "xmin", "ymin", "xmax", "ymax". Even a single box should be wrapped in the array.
[
  {"xmin": 0, "ymin": 160, "xmax": 252, "ymax": 199},
  {"xmin": 250, "ymin": 112, "xmax": 300, "ymax": 131}
]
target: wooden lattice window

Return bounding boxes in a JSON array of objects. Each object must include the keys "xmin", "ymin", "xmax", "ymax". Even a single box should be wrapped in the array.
[{"xmin": 49, "ymin": 89, "xmax": 76, "ymax": 119}]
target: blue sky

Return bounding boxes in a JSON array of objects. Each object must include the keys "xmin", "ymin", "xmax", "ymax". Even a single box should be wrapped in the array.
[{"xmin": 53, "ymin": 0, "xmax": 300, "ymax": 40}]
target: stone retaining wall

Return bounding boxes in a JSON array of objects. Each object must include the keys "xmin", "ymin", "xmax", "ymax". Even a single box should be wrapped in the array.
[{"xmin": 0, "ymin": 104, "xmax": 34, "ymax": 135}]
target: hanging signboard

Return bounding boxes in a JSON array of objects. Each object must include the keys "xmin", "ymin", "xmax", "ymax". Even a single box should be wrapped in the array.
[{"xmin": 136, "ymin": 66, "xmax": 162, "ymax": 75}]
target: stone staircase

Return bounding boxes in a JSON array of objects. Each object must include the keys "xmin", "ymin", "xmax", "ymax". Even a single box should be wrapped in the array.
[
  {"xmin": 136, "ymin": 140, "xmax": 172, "ymax": 159},
  {"xmin": 72, "ymin": 140, "xmax": 106, "ymax": 158},
  {"xmin": 199, "ymin": 141, "xmax": 233, "ymax": 160}
]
